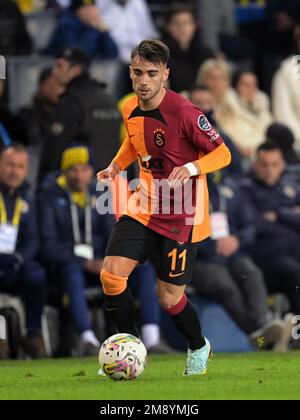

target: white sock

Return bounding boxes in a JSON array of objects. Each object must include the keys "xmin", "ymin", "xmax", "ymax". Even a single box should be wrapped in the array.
[
  {"xmin": 141, "ymin": 324, "xmax": 160, "ymax": 349},
  {"xmin": 81, "ymin": 330, "xmax": 100, "ymax": 347}
]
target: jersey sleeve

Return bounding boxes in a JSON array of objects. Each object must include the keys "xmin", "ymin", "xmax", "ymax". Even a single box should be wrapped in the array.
[
  {"xmin": 181, "ymin": 105, "xmax": 224, "ymax": 154},
  {"xmin": 112, "ymin": 135, "xmax": 138, "ymax": 171},
  {"xmin": 181, "ymin": 105, "xmax": 231, "ymax": 175}
]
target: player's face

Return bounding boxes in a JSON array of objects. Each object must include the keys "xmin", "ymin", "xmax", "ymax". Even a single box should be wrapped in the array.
[
  {"xmin": 130, "ymin": 56, "xmax": 169, "ymax": 104},
  {"xmin": 65, "ymin": 164, "xmax": 94, "ymax": 192},
  {"xmin": 255, "ymin": 150, "xmax": 286, "ymax": 186},
  {"xmin": 0, "ymin": 150, "xmax": 28, "ymax": 190}
]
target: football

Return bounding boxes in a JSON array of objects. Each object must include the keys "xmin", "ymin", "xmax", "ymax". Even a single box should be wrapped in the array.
[{"xmin": 98, "ymin": 333, "xmax": 147, "ymax": 381}]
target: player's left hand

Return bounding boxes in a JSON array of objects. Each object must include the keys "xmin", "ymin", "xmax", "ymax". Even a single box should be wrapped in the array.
[{"xmin": 168, "ymin": 166, "xmax": 191, "ymax": 189}]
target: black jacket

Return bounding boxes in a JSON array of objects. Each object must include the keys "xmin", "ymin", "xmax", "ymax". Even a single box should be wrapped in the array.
[
  {"xmin": 0, "ymin": 0, "xmax": 32, "ymax": 55},
  {"xmin": 162, "ymin": 31, "xmax": 214, "ymax": 92}
]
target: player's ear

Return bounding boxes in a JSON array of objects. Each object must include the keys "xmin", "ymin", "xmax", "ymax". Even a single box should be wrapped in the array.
[
  {"xmin": 163, "ymin": 68, "xmax": 170, "ymax": 83},
  {"xmin": 129, "ymin": 65, "xmax": 133, "ymax": 80}
]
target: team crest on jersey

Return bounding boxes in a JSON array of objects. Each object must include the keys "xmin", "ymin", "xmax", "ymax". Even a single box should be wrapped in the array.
[
  {"xmin": 198, "ymin": 115, "xmax": 211, "ymax": 132},
  {"xmin": 154, "ymin": 129, "xmax": 165, "ymax": 147}
]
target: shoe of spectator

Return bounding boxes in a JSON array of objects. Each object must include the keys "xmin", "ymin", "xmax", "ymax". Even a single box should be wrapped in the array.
[
  {"xmin": 147, "ymin": 341, "xmax": 176, "ymax": 355},
  {"xmin": 80, "ymin": 342, "xmax": 100, "ymax": 358},
  {"xmin": 21, "ymin": 336, "xmax": 47, "ymax": 359},
  {"xmin": 0, "ymin": 339, "xmax": 9, "ymax": 360},
  {"xmin": 249, "ymin": 320, "xmax": 284, "ymax": 349},
  {"xmin": 273, "ymin": 313, "xmax": 295, "ymax": 353}
]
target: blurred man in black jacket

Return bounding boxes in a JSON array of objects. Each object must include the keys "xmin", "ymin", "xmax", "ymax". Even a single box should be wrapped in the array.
[{"xmin": 39, "ymin": 47, "xmax": 121, "ymax": 182}]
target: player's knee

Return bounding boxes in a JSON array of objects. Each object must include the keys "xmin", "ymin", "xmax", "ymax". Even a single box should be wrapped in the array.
[
  {"xmin": 102, "ymin": 256, "xmax": 137, "ymax": 278},
  {"xmin": 158, "ymin": 290, "xmax": 184, "ymax": 311},
  {"xmin": 100, "ymin": 269, "xmax": 128, "ymax": 296}
]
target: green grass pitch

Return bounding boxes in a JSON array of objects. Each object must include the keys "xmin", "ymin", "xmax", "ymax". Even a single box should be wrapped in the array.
[{"xmin": 0, "ymin": 352, "xmax": 300, "ymax": 400}]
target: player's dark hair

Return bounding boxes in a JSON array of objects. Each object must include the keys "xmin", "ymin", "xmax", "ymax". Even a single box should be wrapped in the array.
[
  {"xmin": 256, "ymin": 142, "xmax": 283, "ymax": 155},
  {"xmin": 131, "ymin": 40, "xmax": 170, "ymax": 66}
]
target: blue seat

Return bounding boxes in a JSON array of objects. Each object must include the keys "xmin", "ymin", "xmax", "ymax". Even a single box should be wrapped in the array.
[{"xmin": 161, "ymin": 295, "xmax": 253, "ymax": 353}]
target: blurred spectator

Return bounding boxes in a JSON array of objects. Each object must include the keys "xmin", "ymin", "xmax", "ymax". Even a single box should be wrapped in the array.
[
  {"xmin": 272, "ymin": 28, "xmax": 300, "ymax": 150},
  {"xmin": 96, "ymin": 0, "xmax": 157, "ymax": 98},
  {"xmin": 267, "ymin": 123, "xmax": 300, "ymax": 164},
  {"xmin": 0, "ymin": 80, "xmax": 28, "ymax": 147},
  {"xmin": 47, "ymin": 0, "xmax": 70, "ymax": 10},
  {"xmin": 261, "ymin": 0, "xmax": 300, "ymax": 93},
  {"xmin": 197, "ymin": 0, "xmax": 254, "ymax": 64},
  {"xmin": 0, "ymin": 0, "xmax": 32, "ymax": 55},
  {"xmin": 39, "ymin": 145, "xmax": 114, "ymax": 356},
  {"xmin": 161, "ymin": 4, "xmax": 214, "ymax": 93},
  {"xmin": 18, "ymin": 67, "xmax": 65, "ymax": 147},
  {"xmin": 188, "ymin": 84, "xmax": 243, "ymax": 177},
  {"xmin": 230, "ymin": 70, "xmax": 273, "ymax": 155},
  {"xmin": 198, "ymin": 61, "xmax": 272, "ymax": 159},
  {"xmin": 243, "ymin": 143, "xmax": 300, "ymax": 325},
  {"xmin": 45, "ymin": 0, "xmax": 119, "ymax": 59},
  {"xmin": 15, "ymin": 0, "xmax": 47, "ymax": 14},
  {"xmin": 197, "ymin": 59, "xmax": 232, "ymax": 108},
  {"xmin": 38, "ymin": 47, "xmax": 121, "ymax": 182},
  {"xmin": 0, "ymin": 144, "xmax": 47, "ymax": 359},
  {"xmin": 265, "ymin": 0, "xmax": 300, "ymax": 57},
  {"xmin": 192, "ymin": 174, "xmax": 287, "ymax": 350},
  {"xmin": 197, "ymin": 0, "xmax": 236, "ymax": 54}
]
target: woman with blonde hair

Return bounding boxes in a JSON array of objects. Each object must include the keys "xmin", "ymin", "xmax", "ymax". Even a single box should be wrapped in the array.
[{"xmin": 197, "ymin": 60, "xmax": 273, "ymax": 159}]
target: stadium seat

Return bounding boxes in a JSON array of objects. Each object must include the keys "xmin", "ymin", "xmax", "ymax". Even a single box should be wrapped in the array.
[
  {"xmin": 7, "ymin": 56, "xmax": 54, "ymax": 112},
  {"xmin": 25, "ymin": 10, "xmax": 58, "ymax": 53},
  {"xmin": 0, "ymin": 294, "xmax": 53, "ymax": 357},
  {"xmin": 90, "ymin": 59, "xmax": 120, "ymax": 96},
  {"xmin": 0, "ymin": 294, "xmax": 26, "ymax": 338},
  {"xmin": 161, "ymin": 294, "xmax": 253, "ymax": 353}
]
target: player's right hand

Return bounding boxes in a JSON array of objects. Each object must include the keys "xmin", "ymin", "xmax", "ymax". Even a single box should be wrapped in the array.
[{"xmin": 97, "ymin": 162, "xmax": 120, "ymax": 183}]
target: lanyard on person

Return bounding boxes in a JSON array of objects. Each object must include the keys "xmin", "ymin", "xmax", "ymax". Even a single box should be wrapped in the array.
[
  {"xmin": 209, "ymin": 185, "xmax": 227, "ymax": 214},
  {"xmin": 70, "ymin": 191, "xmax": 92, "ymax": 246},
  {"xmin": 0, "ymin": 192, "xmax": 23, "ymax": 255},
  {"xmin": 0, "ymin": 193, "xmax": 23, "ymax": 227},
  {"xmin": 209, "ymin": 185, "xmax": 230, "ymax": 240}
]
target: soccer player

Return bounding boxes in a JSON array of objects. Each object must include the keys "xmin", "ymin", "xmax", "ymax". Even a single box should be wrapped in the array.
[{"xmin": 97, "ymin": 40, "xmax": 231, "ymax": 376}]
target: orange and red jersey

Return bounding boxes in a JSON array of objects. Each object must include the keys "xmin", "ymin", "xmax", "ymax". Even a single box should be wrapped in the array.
[{"xmin": 113, "ymin": 89, "xmax": 231, "ymax": 243}]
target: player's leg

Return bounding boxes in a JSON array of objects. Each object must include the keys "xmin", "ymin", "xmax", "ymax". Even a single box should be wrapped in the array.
[
  {"xmin": 101, "ymin": 255, "xmax": 139, "ymax": 337},
  {"xmin": 100, "ymin": 216, "xmax": 150, "ymax": 338},
  {"xmin": 157, "ymin": 280, "xmax": 206, "ymax": 350},
  {"xmin": 156, "ymin": 238, "xmax": 211, "ymax": 376}
]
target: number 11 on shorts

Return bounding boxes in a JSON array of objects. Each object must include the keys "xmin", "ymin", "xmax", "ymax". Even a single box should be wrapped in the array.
[{"xmin": 168, "ymin": 248, "xmax": 187, "ymax": 274}]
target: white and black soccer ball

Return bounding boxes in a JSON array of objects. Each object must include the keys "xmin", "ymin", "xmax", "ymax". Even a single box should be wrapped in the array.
[{"xmin": 98, "ymin": 333, "xmax": 147, "ymax": 381}]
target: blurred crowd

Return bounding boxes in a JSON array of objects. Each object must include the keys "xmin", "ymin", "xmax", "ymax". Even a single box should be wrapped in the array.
[{"xmin": 1, "ymin": 0, "xmax": 300, "ymax": 359}]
